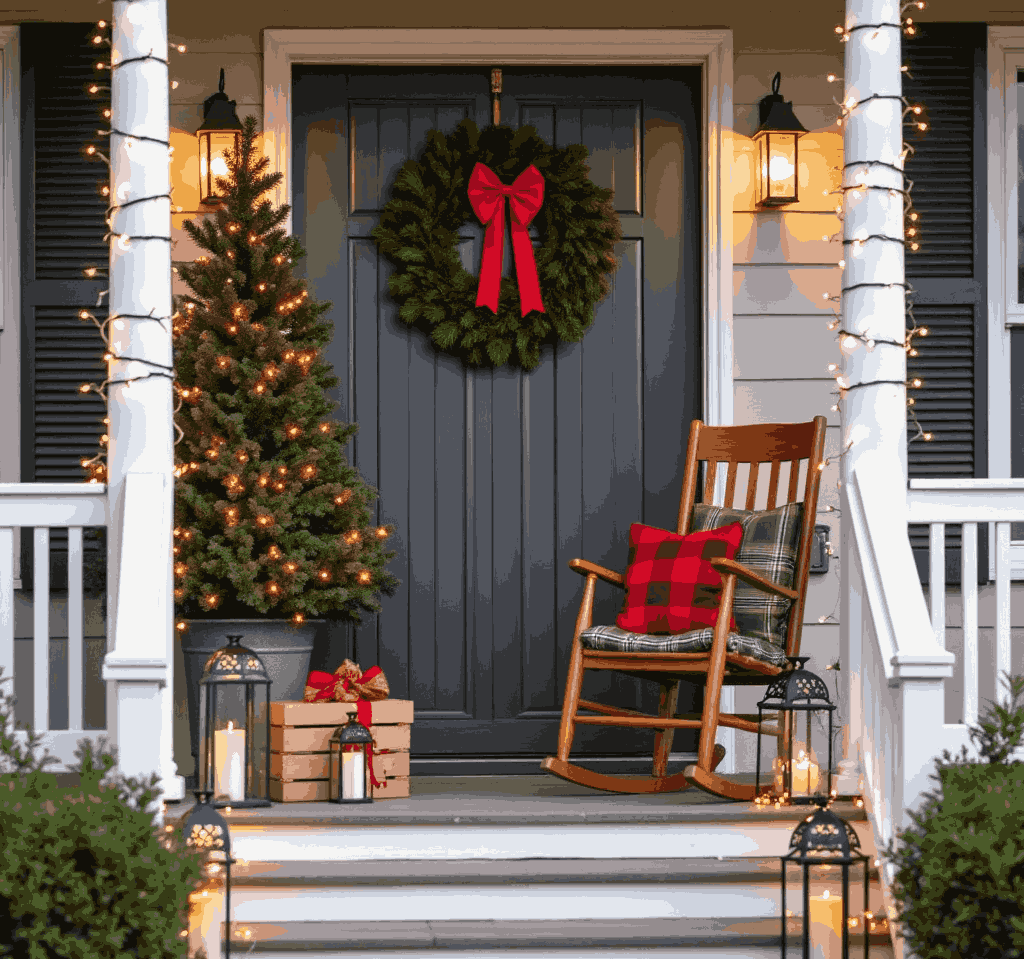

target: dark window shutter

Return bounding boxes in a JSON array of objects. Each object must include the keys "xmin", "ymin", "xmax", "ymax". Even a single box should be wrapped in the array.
[
  {"xmin": 20, "ymin": 24, "xmax": 109, "ymax": 591},
  {"xmin": 903, "ymin": 22, "xmax": 988, "ymax": 585}
]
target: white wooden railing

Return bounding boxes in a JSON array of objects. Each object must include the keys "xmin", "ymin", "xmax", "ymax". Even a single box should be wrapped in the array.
[
  {"xmin": 842, "ymin": 462, "xmax": 955, "ymax": 958},
  {"xmin": 906, "ymin": 478, "xmax": 1024, "ymax": 731},
  {"xmin": 0, "ymin": 483, "xmax": 110, "ymax": 768},
  {"xmin": 844, "ymin": 471, "xmax": 1024, "ymax": 956}
]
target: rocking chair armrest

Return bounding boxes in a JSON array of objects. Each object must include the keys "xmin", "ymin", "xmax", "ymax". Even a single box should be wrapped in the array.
[
  {"xmin": 568, "ymin": 558, "xmax": 625, "ymax": 588},
  {"xmin": 708, "ymin": 557, "xmax": 799, "ymax": 601}
]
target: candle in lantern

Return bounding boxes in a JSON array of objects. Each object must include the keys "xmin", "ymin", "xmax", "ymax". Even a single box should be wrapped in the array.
[
  {"xmin": 791, "ymin": 749, "xmax": 820, "ymax": 796},
  {"xmin": 213, "ymin": 721, "xmax": 246, "ymax": 802},
  {"xmin": 341, "ymin": 748, "xmax": 365, "ymax": 800},
  {"xmin": 808, "ymin": 889, "xmax": 843, "ymax": 959}
]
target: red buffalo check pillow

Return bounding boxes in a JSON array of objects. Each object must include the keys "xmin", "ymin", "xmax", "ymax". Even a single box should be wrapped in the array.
[{"xmin": 616, "ymin": 522, "xmax": 745, "ymax": 635}]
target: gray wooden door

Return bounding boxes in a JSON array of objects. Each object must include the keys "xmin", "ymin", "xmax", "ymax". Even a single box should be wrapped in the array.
[{"xmin": 293, "ymin": 66, "xmax": 703, "ymax": 772}]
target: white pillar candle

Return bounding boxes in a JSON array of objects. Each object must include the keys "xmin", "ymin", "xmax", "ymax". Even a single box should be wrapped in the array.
[
  {"xmin": 213, "ymin": 721, "xmax": 246, "ymax": 802},
  {"xmin": 792, "ymin": 755, "xmax": 821, "ymax": 796},
  {"xmin": 341, "ymin": 749, "xmax": 365, "ymax": 800},
  {"xmin": 808, "ymin": 890, "xmax": 843, "ymax": 959}
]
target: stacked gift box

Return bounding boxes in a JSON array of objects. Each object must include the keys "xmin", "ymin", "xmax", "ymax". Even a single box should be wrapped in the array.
[{"xmin": 269, "ymin": 698, "xmax": 413, "ymax": 801}]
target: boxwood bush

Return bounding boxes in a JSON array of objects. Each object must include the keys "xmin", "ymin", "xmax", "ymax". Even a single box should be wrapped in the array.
[
  {"xmin": 885, "ymin": 672, "xmax": 1024, "ymax": 959},
  {"xmin": 0, "ymin": 668, "xmax": 205, "ymax": 957}
]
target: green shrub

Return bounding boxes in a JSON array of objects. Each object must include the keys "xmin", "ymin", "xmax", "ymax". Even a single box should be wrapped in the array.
[
  {"xmin": 0, "ymin": 669, "xmax": 205, "ymax": 957},
  {"xmin": 884, "ymin": 672, "xmax": 1024, "ymax": 959}
]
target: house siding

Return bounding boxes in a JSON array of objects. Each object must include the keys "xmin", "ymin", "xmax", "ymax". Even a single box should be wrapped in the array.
[{"xmin": 2, "ymin": 1, "xmax": 1022, "ymax": 777}]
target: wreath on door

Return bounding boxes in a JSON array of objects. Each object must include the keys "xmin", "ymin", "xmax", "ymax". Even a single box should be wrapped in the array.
[{"xmin": 370, "ymin": 120, "xmax": 623, "ymax": 370}]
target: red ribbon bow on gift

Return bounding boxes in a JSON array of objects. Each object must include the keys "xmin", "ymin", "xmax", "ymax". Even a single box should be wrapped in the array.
[
  {"xmin": 304, "ymin": 663, "xmax": 388, "ymax": 789},
  {"xmin": 467, "ymin": 162, "xmax": 546, "ymax": 317}
]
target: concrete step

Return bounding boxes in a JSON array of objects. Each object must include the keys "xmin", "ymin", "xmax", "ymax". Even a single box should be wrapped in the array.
[
  {"xmin": 223, "ymin": 857, "xmax": 879, "ymax": 924},
  {"xmin": 226, "ymin": 917, "xmax": 894, "ymax": 958},
  {"xmin": 190, "ymin": 856, "xmax": 890, "ymax": 957}
]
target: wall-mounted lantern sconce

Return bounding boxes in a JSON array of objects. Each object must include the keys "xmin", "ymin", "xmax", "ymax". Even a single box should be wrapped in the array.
[
  {"xmin": 753, "ymin": 72, "xmax": 808, "ymax": 207},
  {"xmin": 197, "ymin": 68, "xmax": 243, "ymax": 205}
]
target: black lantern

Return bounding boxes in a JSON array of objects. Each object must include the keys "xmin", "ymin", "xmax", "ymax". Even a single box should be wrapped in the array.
[
  {"xmin": 197, "ymin": 68, "xmax": 243, "ymax": 205},
  {"xmin": 198, "ymin": 635, "xmax": 271, "ymax": 807},
  {"xmin": 780, "ymin": 804, "xmax": 871, "ymax": 959},
  {"xmin": 756, "ymin": 656, "xmax": 836, "ymax": 805},
  {"xmin": 328, "ymin": 715, "xmax": 375, "ymax": 803},
  {"xmin": 753, "ymin": 72, "xmax": 808, "ymax": 207},
  {"xmin": 183, "ymin": 790, "xmax": 235, "ymax": 959}
]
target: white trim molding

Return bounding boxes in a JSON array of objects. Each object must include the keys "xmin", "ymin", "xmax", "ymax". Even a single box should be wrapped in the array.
[
  {"xmin": 987, "ymin": 28, "xmax": 1024, "ymax": 577},
  {"xmin": 0, "ymin": 26, "xmax": 20, "ymax": 497},
  {"xmin": 990, "ymin": 28, "xmax": 1024, "ymax": 329},
  {"xmin": 262, "ymin": 27, "xmax": 735, "ymax": 431}
]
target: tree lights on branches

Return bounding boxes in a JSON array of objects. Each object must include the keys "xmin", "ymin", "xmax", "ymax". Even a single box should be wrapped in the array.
[{"xmin": 172, "ymin": 114, "xmax": 399, "ymax": 629}]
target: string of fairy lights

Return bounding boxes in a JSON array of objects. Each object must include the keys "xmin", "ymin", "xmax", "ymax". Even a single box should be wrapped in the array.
[
  {"xmin": 826, "ymin": 0, "xmax": 932, "ymax": 440},
  {"xmin": 809, "ymin": 1, "xmax": 930, "ymax": 638},
  {"xmin": 78, "ymin": 3, "xmax": 186, "ymax": 483}
]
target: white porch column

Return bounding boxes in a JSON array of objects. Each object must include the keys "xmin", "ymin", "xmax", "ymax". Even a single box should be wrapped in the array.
[
  {"xmin": 838, "ymin": 0, "xmax": 907, "ymax": 779},
  {"xmin": 101, "ymin": 0, "xmax": 183, "ymax": 803}
]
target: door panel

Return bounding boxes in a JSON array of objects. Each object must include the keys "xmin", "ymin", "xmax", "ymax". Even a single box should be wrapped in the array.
[{"xmin": 293, "ymin": 66, "xmax": 702, "ymax": 768}]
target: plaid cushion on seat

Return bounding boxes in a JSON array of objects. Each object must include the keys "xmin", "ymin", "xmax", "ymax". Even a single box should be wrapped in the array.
[
  {"xmin": 580, "ymin": 624, "xmax": 789, "ymax": 669},
  {"xmin": 689, "ymin": 502, "xmax": 803, "ymax": 649}
]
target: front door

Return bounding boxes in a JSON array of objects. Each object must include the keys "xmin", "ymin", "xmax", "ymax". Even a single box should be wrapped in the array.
[{"xmin": 292, "ymin": 65, "xmax": 703, "ymax": 772}]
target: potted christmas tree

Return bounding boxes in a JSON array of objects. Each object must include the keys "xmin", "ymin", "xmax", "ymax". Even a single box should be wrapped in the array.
[{"xmin": 172, "ymin": 115, "xmax": 398, "ymax": 774}]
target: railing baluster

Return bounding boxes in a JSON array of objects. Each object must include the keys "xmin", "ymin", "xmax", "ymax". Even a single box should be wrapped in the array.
[
  {"xmin": 0, "ymin": 485, "xmax": 109, "ymax": 770},
  {"xmin": 929, "ymin": 522, "xmax": 945, "ymax": 647},
  {"xmin": 995, "ymin": 520, "xmax": 1012, "ymax": 703},
  {"xmin": 33, "ymin": 528, "xmax": 50, "ymax": 735},
  {"xmin": 68, "ymin": 527, "xmax": 84, "ymax": 732},
  {"xmin": 961, "ymin": 522, "xmax": 978, "ymax": 727},
  {"xmin": 0, "ymin": 528, "xmax": 13, "ymax": 684}
]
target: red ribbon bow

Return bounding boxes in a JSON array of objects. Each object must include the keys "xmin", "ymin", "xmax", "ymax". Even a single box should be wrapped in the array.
[
  {"xmin": 303, "ymin": 666, "xmax": 386, "ymax": 789},
  {"xmin": 467, "ymin": 162, "xmax": 546, "ymax": 317}
]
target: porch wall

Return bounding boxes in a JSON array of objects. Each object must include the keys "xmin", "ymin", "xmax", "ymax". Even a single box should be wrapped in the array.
[
  {"xmin": 108, "ymin": 5, "xmax": 880, "ymax": 777},
  {"xmin": 5, "ymin": 0, "xmax": 1020, "ymax": 778},
  {"xmin": 728, "ymin": 50, "xmax": 845, "ymax": 771}
]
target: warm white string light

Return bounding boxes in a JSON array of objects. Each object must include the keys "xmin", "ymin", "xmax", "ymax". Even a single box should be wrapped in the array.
[
  {"xmin": 828, "ymin": 0, "xmax": 932, "ymax": 445},
  {"xmin": 78, "ymin": 2, "xmax": 188, "ymax": 482}
]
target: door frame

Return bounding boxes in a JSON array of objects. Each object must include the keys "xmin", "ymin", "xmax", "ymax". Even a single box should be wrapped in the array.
[{"xmin": 262, "ymin": 27, "xmax": 735, "ymax": 433}]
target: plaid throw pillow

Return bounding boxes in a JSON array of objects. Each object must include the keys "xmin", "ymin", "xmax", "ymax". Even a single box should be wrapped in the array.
[
  {"xmin": 616, "ymin": 522, "xmax": 745, "ymax": 635},
  {"xmin": 689, "ymin": 502, "xmax": 803, "ymax": 648}
]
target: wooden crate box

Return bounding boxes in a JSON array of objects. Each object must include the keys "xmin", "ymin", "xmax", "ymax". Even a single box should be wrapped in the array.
[{"xmin": 269, "ymin": 699, "xmax": 412, "ymax": 802}]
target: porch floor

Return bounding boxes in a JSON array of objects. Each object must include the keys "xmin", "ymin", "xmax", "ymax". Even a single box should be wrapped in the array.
[{"xmin": 165, "ymin": 775, "xmax": 866, "ymax": 827}]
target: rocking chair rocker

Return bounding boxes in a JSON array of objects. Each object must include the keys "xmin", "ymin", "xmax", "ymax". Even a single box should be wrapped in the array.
[{"xmin": 541, "ymin": 416, "xmax": 827, "ymax": 800}]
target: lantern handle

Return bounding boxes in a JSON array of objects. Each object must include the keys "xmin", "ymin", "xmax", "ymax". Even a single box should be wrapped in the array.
[
  {"xmin": 785, "ymin": 655, "xmax": 810, "ymax": 670},
  {"xmin": 771, "ymin": 71, "xmax": 781, "ymax": 95},
  {"xmin": 219, "ymin": 67, "xmax": 226, "ymax": 94}
]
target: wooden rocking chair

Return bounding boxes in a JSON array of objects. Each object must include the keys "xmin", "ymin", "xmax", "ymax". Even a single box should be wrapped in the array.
[{"xmin": 541, "ymin": 416, "xmax": 827, "ymax": 800}]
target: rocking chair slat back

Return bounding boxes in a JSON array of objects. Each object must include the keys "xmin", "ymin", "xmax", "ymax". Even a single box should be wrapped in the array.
[
  {"xmin": 677, "ymin": 417, "xmax": 827, "ymax": 662},
  {"xmin": 766, "ymin": 458, "xmax": 782, "ymax": 510},
  {"xmin": 743, "ymin": 463, "xmax": 760, "ymax": 510}
]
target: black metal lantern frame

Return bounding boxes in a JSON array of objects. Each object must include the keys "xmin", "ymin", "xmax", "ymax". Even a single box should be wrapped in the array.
[
  {"xmin": 753, "ymin": 72, "xmax": 809, "ymax": 207},
  {"xmin": 780, "ymin": 805, "xmax": 870, "ymax": 959},
  {"xmin": 756, "ymin": 656, "xmax": 836, "ymax": 805},
  {"xmin": 184, "ymin": 790, "xmax": 236, "ymax": 959},
  {"xmin": 199, "ymin": 635, "xmax": 272, "ymax": 808},
  {"xmin": 329, "ymin": 715, "xmax": 375, "ymax": 804},
  {"xmin": 197, "ymin": 68, "xmax": 243, "ymax": 205}
]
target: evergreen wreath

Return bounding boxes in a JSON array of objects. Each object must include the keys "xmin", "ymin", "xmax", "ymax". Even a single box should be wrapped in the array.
[{"xmin": 371, "ymin": 120, "xmax": 623, "ymax": 370}]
